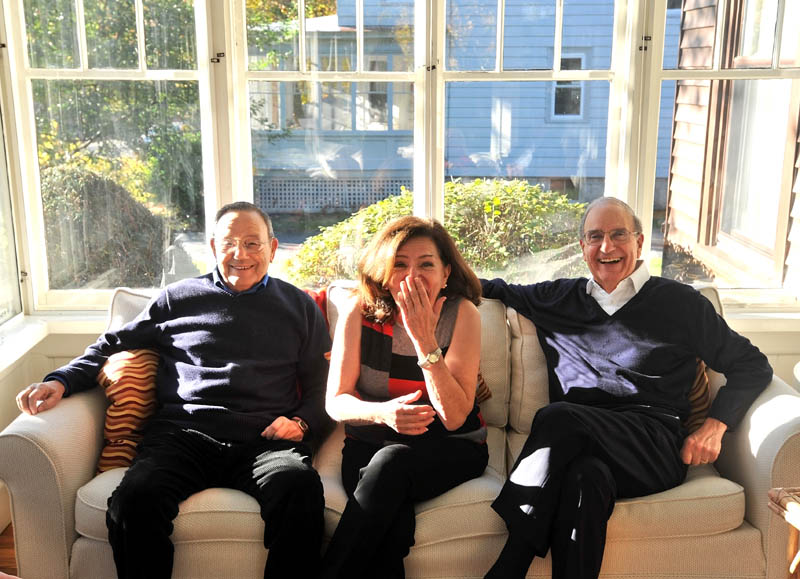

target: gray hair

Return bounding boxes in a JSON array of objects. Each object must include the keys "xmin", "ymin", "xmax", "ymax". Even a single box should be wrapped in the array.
[
  {"xmin": 578, "ymin": 197, "xmax": 643, "ymax": 238},
  {"xmin": 215, "ymin": 201, "xmax": 274, "ymax": 239}
]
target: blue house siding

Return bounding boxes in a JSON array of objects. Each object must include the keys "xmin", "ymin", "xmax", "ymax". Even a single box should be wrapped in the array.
[{"xmin": 252, "ymin": 1, "xmax": 679, "ymax": 211}]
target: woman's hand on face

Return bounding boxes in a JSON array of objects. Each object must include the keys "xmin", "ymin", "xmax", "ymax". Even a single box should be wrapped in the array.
[
  {"xmin": 396, "ymin": 275, "xmax": 445, "ymax": 347},
  {"xmin": 380, "ymin": 390, "xmax": 436, "ymax": 435}
]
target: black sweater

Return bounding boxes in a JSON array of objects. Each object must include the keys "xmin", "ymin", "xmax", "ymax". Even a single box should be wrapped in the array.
[
  {"xmin": 481, "ymin": 276, "xmax": 772, "ymax": 429},
  {"xmin": 48, "ymin": 273, "xmax": 332, "ymax": 443}
]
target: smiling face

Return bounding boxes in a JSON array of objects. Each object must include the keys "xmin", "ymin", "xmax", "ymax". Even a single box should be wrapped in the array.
[
  {"xmin": 210, "ymin": 210, "xmax": 277, "ymax": 293},
  {"xmin": 580, "ymin": 202, "xmax": 644, "ymax": 293},
  {"xmin": 387, "ymin": 236, "xmax": 451, "ymax": 302}
]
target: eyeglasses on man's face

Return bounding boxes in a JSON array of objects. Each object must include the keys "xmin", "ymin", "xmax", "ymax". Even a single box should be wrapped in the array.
[
  {"xmin": 582, "ymin": 229, "xmax": 639, "ymax": 246},
  {"xmin": 217, "ymin": 238, "xmax": 267, "ymax": 254}
]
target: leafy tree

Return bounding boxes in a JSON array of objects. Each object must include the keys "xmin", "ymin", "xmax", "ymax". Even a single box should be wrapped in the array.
[
  {"xmin": 286, "ymin": 179, "xmax": 587, "ymax": 288},
  {"xmin": 246, "ymin": 0, "xmax": 337, "ymax": 70}
]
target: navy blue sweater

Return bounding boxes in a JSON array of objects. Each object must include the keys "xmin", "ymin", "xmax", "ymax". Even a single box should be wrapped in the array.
[
  {"xmin": 481, "ymin": 276, "xmax": 772, "ymax": 429},
  {"xmin": 48, "ymin": 273, "xmax": 332, "ymax": 443}
]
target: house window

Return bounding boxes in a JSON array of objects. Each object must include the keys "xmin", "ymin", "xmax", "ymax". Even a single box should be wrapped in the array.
[{"xmin": 554, "ymin": 57, "xmax": 584, "ymax": 117}]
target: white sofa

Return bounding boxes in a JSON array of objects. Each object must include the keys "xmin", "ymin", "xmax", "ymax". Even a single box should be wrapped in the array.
[{"xmin": 2, "ymin": 283, "xmax": 800, "ymax": 578}]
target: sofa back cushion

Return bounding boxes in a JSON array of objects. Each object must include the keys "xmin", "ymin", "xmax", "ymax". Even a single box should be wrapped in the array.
[{"xmin": 506, "ymin": 307, "xmax": 550, "ymax": 436}]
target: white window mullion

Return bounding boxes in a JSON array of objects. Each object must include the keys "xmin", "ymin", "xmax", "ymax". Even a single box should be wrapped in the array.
[
  {"xmin": 413, "ymin": 0, "xmax": 434, "ymax": 218},
  {"xmin": 356, "ymin": 0, "xmax": 364, "ymax": 73},
  {"xmin": 135, "ymin": 0, "xmax": 147, "ymax": 71},
  {"xmin": 196, "ymin": 0, "xmax": 223, "ymax": 235},
  {"xmin": 553, "ymin": 0, "xmax": 564, "ymax": 71},
  {"xmin": 772, "ymin": 0, "xmax": 786, "ymax": 68},
  {"xmin": 635, "ymin": 0, "xmax": 668, "ymax": 244},
  {"xmin": 75, "ymin": 0, "xmax": 88, "ymax": 70},
  {"xmin": 711, "ymin": 0, "xmax": 726, "ymax": 70},
  {"xmin": 228, "ymin": 0, "xmax": 253, "ymax": 207},
  {"xmin": 496, "ymin": 0, "xmax": 505, "ymax": 72},
  {"xmin": 298, "ymin": 0, "xmax": 307, "ymax": 73}
]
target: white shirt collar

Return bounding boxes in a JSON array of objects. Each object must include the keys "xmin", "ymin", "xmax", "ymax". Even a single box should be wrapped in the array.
[{"xmin": 586, "ymin": 261, "xmax": 650, "ymax": 315}]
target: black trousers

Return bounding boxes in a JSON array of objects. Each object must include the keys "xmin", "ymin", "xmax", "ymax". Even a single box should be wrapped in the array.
[
  {"xmin": 321, "ymin": 436, "xmax": 489, "ymax": 579},
  {"xmin": 105, "ymin": 423, "xmax": 324, "ymax": 579},
  {"xmin": 492, "ymin": 401, "xmax": 687, "ymax": 579}
]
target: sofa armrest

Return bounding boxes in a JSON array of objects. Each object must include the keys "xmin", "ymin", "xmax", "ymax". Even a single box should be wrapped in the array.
[
  {"xmin": 715, "ymin": 375, "xmax": 800, "ymax": 578},
  {"xmin": 0, "ymin": 388, "xmax": 107, "ymax": 578}
]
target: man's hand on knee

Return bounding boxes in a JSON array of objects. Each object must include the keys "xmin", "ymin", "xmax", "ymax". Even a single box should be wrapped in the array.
[{"xmin": 261, "ymin": 416, "xmax": 305, "ymax": 442}]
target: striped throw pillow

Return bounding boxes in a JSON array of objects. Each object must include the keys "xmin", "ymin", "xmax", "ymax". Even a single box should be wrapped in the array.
[
  {"xmin": 685, "ymin": 358, "xmax": 711, "ymax": 434},
  {"xmin": 96, "ymin": 349, "xmax": 159, "ymax": 473}
]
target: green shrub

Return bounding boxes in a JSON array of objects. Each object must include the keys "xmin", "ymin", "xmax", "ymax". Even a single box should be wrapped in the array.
[
  {"xmin": 286, "ymin": 179, "xmax": 587, "ymax": 288},
  {"xmin": 41, "ymin": 165, "xmax": 164, "ymax": 289}
]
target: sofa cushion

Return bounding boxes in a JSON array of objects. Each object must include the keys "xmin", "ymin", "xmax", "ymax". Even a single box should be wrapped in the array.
[
  {"xmin": 76, "ymin": 469, "xmax": 265, "ymax": 543},
  {"xmin": 608, "ymin": 463, "xmax": 745, "ymax": 539},
  {"xmin": 506, "ymin": 307, "xmax": 550, "ymax": 434},
  {"xmin": 475, "ymin": 298, "xmax": 511, "ymax": 430}
]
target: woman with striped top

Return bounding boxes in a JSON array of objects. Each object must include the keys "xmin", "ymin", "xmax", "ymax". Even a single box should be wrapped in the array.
[{"xmin": 321, "ymin": 216, "xmax": 489, "ymax": 579}]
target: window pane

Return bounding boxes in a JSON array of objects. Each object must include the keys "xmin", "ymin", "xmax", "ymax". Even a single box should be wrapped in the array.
[
  {"xmin": 0, "ymin": 108, "xmax": 21, "ymax": 325},
  {"xmin": 85, "ymin": 0, "xmax": 138, "ymax": 69},
  {"xmin": 444, "ymin": 81, "xmax": 609, "ymax": 281},
  {"xmin": 364, "ymin": 0, "xmax": 414, "ymax": 72},
  {"xmin": 24, "ymin": 0, "xmax": 79, "ymax": 69},
  {"xmin": 554, "ymin": 85, "xmax": 580, "ymax": 115},
  {"xmin": 306, "ymin": 4, "xmax": 356, "ymax": 71},
  {"xmin": 720, "ymin": 79, "xmax": 790, "ymax": 249},
  {"xmin": 246, "ymin": 0, "xmax": 300, "ymax": 71},
  {"xmin": 736, "ymin": 0, "xmax": 777, "ymax": 66},
  {"xmin": 664, "ymin": 0, "xmax": 717, "ymax": 70},
  {"xmin": 248, "ymin": 80, "xmax": 413, "ymax": 286},
  {"xmin": 563, "ymin": 0, "xmax": 612, "ymax": 70},
  {"xmin": 144, "ymin": 0, "xmax": 197, "ymax": 70},
  {"xmin": 446, "ymin": 0, "xmax": 497, "ymax": 71},
  {"xmin": 780, "ymin": 0, "xmax": 799, "ymax": 67},
  {"xmin": 662, "ymin": 2, "xmax": 684, "ymax": 70},
  {"xmin": 503, "ymin": 0, "xmax": 554, "ymax": 70},
  {"xmin": 32, "ymin": 80, "xmax": 205, "ymax": 289},
  {"xmin": 661, "ymin": 75, "xmax": 798, "ymax": 290}
]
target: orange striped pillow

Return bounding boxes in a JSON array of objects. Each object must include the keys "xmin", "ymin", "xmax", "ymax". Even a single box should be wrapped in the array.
[
  {"xmin": 685, "ymin": 358, "xmax": 711, "ymax": 434},
  {"xmin": 96, "ymin": 349, "xmax": 159, "ymax": 473}
]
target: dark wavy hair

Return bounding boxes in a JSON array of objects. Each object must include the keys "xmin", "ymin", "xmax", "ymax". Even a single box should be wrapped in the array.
[
  {"xmin": 215, "ymin": 201, "xmax": 274, "ymax": 239},
  {"xmin": 358, "ymin": 216, "xmax": 481, "ymax": 323}
]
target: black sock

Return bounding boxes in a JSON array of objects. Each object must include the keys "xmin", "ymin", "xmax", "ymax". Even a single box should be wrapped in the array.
[{"xmin": 485, "ymin": 534, "xmax": 537, "ymax": 579}]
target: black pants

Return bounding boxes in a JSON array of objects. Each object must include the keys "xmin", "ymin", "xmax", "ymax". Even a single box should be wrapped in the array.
[
  {"xmin": 321, "ymin": 436, "xmax": 489, "ymax": 579},
  {"xmin": 105, "ymin": 423, "xmax": 324, "ymax": 579},
  {"xmin": 492, "ymin": 402, "xmax": 687, "ymax": 579}
]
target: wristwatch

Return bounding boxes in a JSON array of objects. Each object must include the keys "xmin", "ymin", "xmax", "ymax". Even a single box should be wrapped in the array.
[
  {"xmin": 417, "ymin": 347, "xmax": 442, "ymax": 369},
  {"xmin": 291, "ymin": 416, "xmax": 309, "ymax": 435}
]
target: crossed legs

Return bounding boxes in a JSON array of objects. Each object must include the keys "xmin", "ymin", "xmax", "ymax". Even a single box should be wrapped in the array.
[{"xmin": 486, "ymin": 402, "xmax": 686, "ymax": 579}]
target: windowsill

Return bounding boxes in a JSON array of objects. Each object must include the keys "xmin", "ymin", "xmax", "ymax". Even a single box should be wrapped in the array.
[{"xmin": 0, "ymin": 312, "xmax": 107, "ymax": 376}]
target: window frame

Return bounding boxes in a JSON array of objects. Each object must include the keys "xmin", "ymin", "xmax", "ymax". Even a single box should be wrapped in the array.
[{"xmin": 0, "ymin": 0, "xmax": 798, "ymax": 315}]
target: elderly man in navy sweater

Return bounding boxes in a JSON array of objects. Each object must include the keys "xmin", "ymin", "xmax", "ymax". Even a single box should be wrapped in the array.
[
  {"xmin": 483, "ymin": 197, "xmax": 773, "ymax": 579},
  {"xmin": 16, "ymin": 201, "xmax": 332, "ymax": 579}
]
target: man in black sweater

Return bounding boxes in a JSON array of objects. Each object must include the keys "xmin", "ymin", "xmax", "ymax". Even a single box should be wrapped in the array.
[
  {"xmin": 483, "ymin": 197, "xmax": 773, "ymax": 579},
  {"xmin": 16, "ymin": 202, "xmax": 332, "ymax": 579}
]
